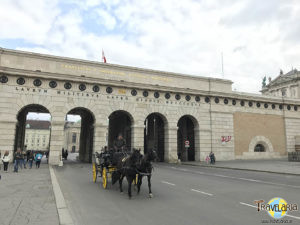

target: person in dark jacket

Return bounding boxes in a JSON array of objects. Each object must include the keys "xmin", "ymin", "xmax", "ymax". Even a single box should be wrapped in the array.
[
  {"xmin": 209, "ymin": 151, "xmax": 216, "ymax": 164},
  {"xmin": 27, "ymin": 151, "xmax": 34, "ymax": 169},
  {"xmin": 113, "ymin": 134, "xmax": 126, "ymax": 152},
  {"xmin": 14, "ymin": 148, "xmax": 23, "ymax": 172}
]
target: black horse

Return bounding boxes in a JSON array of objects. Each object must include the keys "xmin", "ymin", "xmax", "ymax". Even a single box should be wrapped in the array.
[
  {"xmin": 112, "ymin": 148, "xmax": 142, "ymax": 199},
  {"xmin": 136, "ymin": 148, "xmax": 158, "ymax": 198}
]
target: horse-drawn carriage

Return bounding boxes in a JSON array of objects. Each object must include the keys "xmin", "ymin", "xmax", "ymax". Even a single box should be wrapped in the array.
[{"xmin": 92, "ymin": 146, "xmax": 157, "ymax": 198}]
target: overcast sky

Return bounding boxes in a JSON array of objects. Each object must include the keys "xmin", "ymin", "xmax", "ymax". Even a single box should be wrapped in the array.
[{"xmin": 1, "ymin": 0, "xmax": 300, "ymax": 94}]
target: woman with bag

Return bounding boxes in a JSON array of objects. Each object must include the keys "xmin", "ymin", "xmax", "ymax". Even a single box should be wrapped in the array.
[{"xmin": 2, "ymin": 151, "xmax": 10, "ymax": 172}]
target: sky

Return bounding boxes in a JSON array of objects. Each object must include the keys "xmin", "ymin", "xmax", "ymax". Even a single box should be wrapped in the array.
[{"xmin": 1, "ymin": 0, "xmax": 300, "ymax": 95}]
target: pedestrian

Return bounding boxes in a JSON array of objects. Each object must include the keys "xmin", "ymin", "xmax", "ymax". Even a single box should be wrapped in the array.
[
  {"xmin": 35, "ymin": 151, "xmax": 43, "ymax": 168},
  {"xmin": 206, "ymin": 155, "xmax": 210, "ymax": 164},
  {"xmin": 22, "ymin": 150, "xmax": 27, "ymax": 169},
  {"xmin": 177, "ymin": 151, "xmax": 182, "ymax": 163},
  {"xmin": 14, "ymin": 148, "xmax": 23, "ymax": 172},
  {"xmin": 62, "ymin": 148, "xmax": 65, "ymax": 159},
  {"xmin": 2, "ymin": 151, "xmax": 10, "ymax": 172},
  {"xmin": 27, "ymin": 151, "xmax": 34, "ymax": 169},
  {"xmin": 209, "ymin": 151, "xmax": 216, "ymax": 164},
  {"xmin": 65, "ymin": 149, "xmax": 68, "ymax": 160},
  {"xmin": 45, "ymin": 151, "xmax": 49, "ymax": 164}
]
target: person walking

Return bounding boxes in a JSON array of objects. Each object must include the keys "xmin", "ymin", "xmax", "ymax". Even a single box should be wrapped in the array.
[
  {"xmin": 35, "ymin": 151, "xmax": 43, "ymax": 168},
  {"xmin": 22, "ymin": 150, "xmax": 27, "ymax": 169},
  {"xmin": 14, "ymin": 148, "xmax": 23, "ymax": 172},
  {"xmin": 2, "ymin": 151, "xmax": 10, "ymax": 172},
  {"xmin": 27, "ymin": 151, "xmax": 34, "ymax": 169}
]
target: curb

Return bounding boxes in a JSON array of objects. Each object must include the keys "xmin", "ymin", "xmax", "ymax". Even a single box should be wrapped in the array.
[
  {"xmin": 49, "ymin": 166, "xmax": 74, "ymax": 225},
  {"xmin": 181, "ymin": 163, "xmax": 300, "ymax": 176}
]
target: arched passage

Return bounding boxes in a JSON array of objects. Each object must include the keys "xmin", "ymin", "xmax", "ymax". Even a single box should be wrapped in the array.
[
  {"xmin": 144, "ymin": 113, "xmax": 167, "ymax": 162},
  {"xmin": 108, "ymin": 110, "xmax": 133, "ymax": 151},
  {"xmin": 65, "ymin": 107, "xmax": 95, "ymax": 163},
  {"xmin": 177, "ymin": 115, "xmax": 198, "ymax": 162},
  {"xmin": 14, "ymin": 104, "xmax": 51, "ymax": 153}
]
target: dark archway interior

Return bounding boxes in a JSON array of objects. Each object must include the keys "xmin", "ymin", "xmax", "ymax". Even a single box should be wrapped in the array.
[
  {"xmin": 67, "ymin": 108, "xmax": 94, "ymax": 163},
  {"xmin": 144, "ymin": 113, "xmax": 165, "ymax": 162},
  {"xmin": 14, "ymin": 104, "xmax": 50, "ymax": 152},
  {"xmin": 177, "ymin": 116, "xmax": 195, "ymax": 161},
  {"xmin": 254, "ymin": 144, "xmax": 265, "ymax": 152},
  {"xmin": 108, "ymin": 111, "xmax": 132, "ymax": 150}
]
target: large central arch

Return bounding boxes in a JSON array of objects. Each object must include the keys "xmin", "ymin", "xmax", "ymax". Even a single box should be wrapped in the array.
[
  {"xmin": 144, "ymin": 113, "xmax": 167, "ymax": 162},
  {"xmin": 108, "ymin": 110, "xmax": 133, "ymax": 151},
  {"xmin": 65, "ymin": 107, "xmax": 95, "ymax": 163}
]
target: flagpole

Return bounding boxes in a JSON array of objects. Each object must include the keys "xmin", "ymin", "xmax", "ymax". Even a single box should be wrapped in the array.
[{"xmin": 221, "ymin": 52, "xmax": 224, "ymax": 78}]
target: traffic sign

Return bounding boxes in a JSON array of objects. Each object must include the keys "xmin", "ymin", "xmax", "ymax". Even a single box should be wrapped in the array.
[{"xmin": 184, "ymin": 140, "xmax": 190, "ymax": 148}]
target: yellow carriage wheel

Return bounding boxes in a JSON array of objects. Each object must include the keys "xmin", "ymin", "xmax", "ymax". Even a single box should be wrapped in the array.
[
  {"xmin": 102, "ymin": 167, "xmax": 107, "ymax": 189},
  {"xmin": 92, "ymin": 163, "xmax": 97, "ymax": 183}
]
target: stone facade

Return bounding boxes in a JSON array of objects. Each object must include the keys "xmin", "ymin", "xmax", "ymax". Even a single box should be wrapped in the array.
[{"xmin": 1, "ymin": 48, "xmax": 300, "ymax": 165}]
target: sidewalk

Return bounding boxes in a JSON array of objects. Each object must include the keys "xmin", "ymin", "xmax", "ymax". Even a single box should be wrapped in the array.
[
  {"xmin": 182, "ymin": 158, "xmax": 300, "ymax": 175},
  {"xmin": 0, "ymin": 162, "xmax": 59, "ymax": 225}
]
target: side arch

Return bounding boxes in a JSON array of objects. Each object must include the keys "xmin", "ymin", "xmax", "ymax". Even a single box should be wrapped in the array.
[{"xmin": 248, "ymin": 136, "xmax": 274, "ymax": 153}]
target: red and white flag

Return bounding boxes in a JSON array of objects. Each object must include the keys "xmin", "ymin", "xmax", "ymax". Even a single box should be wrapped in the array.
[{"xmin": 102, "ymin": 49, "xmax": 107, "ymax": 63}]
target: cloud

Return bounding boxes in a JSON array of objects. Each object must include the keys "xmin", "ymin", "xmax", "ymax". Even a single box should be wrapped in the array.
[{"xmin": 1, "ymin": 0, "xmax": 300, "ymax": 94}]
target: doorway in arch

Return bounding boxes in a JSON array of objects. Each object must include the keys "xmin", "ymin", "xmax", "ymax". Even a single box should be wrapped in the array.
[
  {"xmin": 144, "ymin": 113, "xmax": 166, "ymax": 162},
  {"xmin": 177, "ymin": 116, "xmax": 196, "ymax": 162}
]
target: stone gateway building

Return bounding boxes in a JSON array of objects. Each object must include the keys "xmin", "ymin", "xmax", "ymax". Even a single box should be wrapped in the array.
[{"xmin": 0, "ymin": 48, "xmax": 300, "ymax": 165}]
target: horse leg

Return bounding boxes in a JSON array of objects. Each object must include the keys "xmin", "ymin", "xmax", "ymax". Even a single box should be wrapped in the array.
[
  {"xmin": 119, "ymin": 173, "xmax": 124, "ymax": 193},
  {"xmin": 137, "ymin": 175, "xmax": 143, "ymax": 194},
  {"xmin": 147, "ymin": 175, "xmax": 153, "ymax": 198},
  {"xmin": 127, "ymin": 176, "xmax": 133, "ymax": 199}
]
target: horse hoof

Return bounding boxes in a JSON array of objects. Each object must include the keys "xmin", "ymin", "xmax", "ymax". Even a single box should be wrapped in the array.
[{"xmin": 149, "ymin": 193, "xmax": 153, "ymax": 198}]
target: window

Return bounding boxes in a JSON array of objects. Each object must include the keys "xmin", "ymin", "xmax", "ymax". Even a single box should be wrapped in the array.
[
  {"xmin": 281, "ymin": 89, "xmax": 286, "ymax": 97},
  {"xmin": 72, "ymin": 133, "xmax": 77, "ymax": 143},
  {"xmin": 254, "ymin": 144, "xmax": 265, "ymax": 152}
]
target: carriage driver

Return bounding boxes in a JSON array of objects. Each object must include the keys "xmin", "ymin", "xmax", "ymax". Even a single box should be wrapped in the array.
[{"xmin": 113, "ymin": 133, "xmax": 126, "ymax": 152}]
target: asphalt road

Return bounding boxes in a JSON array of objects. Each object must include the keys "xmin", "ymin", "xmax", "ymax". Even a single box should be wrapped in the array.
[{"xmin": 54, "ymin": 162, "xmax": 300, "ymax": 225}]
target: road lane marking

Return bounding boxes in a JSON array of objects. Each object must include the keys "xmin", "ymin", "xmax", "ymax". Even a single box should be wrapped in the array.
[
  {"xmin": 191, "ymin": 189, "xmax": 213, "ymax": 196},
  {"xmin": 161, "ymin": 181, "xmax": 175, "ymax": 186},
  {"xmin": 240, "ymin": 202, "xmax": 257, "ymax": 208},
  {"xmin": 238, "ymin": 178, "xmax": 262, "ymax": 182},
  {"xmin": 166, "ymin": 166, "xmax": 300, "ymax": 189},
  {"xmin": 239, "ymin": 202, "xmax": 300, "ymax": 220},
  {"xmin": 286, "ymin": 214, "xmax": 300, "ymax": 220}
]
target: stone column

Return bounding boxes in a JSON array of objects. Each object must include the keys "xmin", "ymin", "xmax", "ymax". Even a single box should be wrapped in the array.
[
  {"xmin": 199, "ymin": 129, "xmax": 212, "ymax": 161},
  {"xmin": 165, "ymin": 126, "xmax": 177, "ymax": 163},
  {"xmin": 0, "ymin": 120, "xmax": 17, "ymax": 162},
  {"xmin": 93, "ymin": 123, "xmax": 108, "ymax": 153},
  {"xmin": 49, "ymin": 120, "xmax": 65, "ymax": 165},
  {"xmin": 194, "ymin": 128, "xmax": 201, "ymax": 161},
  {"xmin": 131, "ymin": 125, "xmax": 144, "ymax": 150}
]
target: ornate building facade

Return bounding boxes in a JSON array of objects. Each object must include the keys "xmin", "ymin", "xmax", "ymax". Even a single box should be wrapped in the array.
[{"xmin": 0, "ymin": 48, "xmax": 300, "ymax": 164}]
